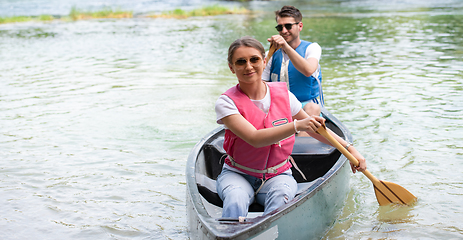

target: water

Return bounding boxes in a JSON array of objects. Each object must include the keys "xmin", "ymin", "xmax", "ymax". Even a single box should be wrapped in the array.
[{"xmin": 1, "ymin": 0, "xmax": 462, "ymax": 239}]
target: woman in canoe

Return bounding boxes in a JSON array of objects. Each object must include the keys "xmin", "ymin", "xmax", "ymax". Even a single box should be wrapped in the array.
[{"xmin": 215, "ymin": 36, "xmax": 367, "ymax": 218}]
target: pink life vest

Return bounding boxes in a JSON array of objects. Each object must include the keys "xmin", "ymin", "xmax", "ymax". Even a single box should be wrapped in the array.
[{"xmin": 223, "ymin": 82, "xmax": 295, "ymax": 179}]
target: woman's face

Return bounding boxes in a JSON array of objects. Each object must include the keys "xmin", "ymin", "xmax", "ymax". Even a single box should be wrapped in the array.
[{"xmin": 229, "ymin": 46, "xmax": 266, "ymax": 84}]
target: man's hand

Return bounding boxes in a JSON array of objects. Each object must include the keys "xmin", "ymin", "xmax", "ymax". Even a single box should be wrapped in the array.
[{"xmin": 267, "ymin": 35, "xmax": 290, "ymax": 51}]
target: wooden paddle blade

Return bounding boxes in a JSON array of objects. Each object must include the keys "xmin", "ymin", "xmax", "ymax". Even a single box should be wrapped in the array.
[{"xmin": 373, "ymin": 180, "xmax": 417, "ymax": 206}]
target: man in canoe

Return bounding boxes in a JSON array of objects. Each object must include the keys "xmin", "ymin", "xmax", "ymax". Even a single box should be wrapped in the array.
[
  {"xmin": 263, "ymin": 5, "xmax": 323, "ymax": 118},
  {"xmin": 215, "ymin": 36, "xmax": 366, "ymax": 218}
]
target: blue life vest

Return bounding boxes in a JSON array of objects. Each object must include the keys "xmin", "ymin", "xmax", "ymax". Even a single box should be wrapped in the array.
[{"xmin": 269, "ymin": 40, "xmax": 322, "ymax": 103}]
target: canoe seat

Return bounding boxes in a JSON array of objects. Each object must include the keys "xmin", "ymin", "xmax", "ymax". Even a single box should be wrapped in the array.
[
  {"xmin": 209, "ymin": 136, "xmax": 225, "ymax": 154},
  {"xmin": 292, "ymin": 136, "xmax": 335, "ymax": 155}
]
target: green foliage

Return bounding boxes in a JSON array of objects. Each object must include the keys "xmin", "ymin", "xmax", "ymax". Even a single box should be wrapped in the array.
[
  {"xmin": 68, "ymin": 6, "xmax": 132, "ymax": 20},
  {"xmin": 0, "ymin": 5, "xmax": 246, "ymax": 24},
  {"xmin": 38, "ymin": 15, "xmax": 54, "ymax": 21},
  {"xmin": 69, "ymin": 6, "xmax": 79, "ymax": 20},
  {"xmin": 152, "ymin": 5, "xmax": 249, "ymax": 19},
  {"xmin": 0, "ymin": 15, "xmax": 54, "ymax": 24},
  {"xmin": 0, "ymin": 16, "xmax": 32, "ymax": 24},
  {"xmin": 189, "ymin": 5, "xmax": 230, "ymax": 16}
]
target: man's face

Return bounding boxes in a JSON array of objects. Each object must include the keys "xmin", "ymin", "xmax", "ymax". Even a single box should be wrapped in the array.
[{"xmin": 276, "ymin": 17, "xmax": 302, "ymax": 44}]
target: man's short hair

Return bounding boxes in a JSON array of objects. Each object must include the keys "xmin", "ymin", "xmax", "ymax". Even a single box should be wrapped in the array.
[{"xmin": 275, "ymin": 6, "xmax": 302, "ymax": 22}]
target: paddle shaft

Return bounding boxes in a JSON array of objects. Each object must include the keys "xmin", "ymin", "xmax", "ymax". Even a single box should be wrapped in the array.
[
  {"xmin": 316, "ymin": 125, "xmax": 381, "ymax": 185},
  {"xmin": 265, "ymin": 42, "xmax": 280, "ymax": 67}
]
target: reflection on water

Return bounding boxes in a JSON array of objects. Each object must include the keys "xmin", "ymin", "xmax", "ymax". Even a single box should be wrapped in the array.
[
  {"xmin": 375, "ymin": 204, "xmax": 416, "ymax": 224},
  {"xmin": 1, "ymin": 0, "xmax": 462, "ymax": 239}
]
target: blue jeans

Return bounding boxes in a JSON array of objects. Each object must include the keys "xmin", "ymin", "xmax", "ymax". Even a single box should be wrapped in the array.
[{"xmin": 216, "ymin": 167, "xmax": 297, "ymax": 218}]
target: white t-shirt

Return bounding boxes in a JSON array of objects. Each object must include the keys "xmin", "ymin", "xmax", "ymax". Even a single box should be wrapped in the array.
[
  {"xmin": 215, "ymin": 84, "xmax": 302, "ymax": 124},
  {"xmin": 262, "ymin": 42, "xmax": 322, "ymax": 82}
]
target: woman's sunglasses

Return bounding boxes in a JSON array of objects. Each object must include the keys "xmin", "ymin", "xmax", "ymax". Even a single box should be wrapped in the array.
[
  {"xmin": 275, "ymin": 22, "xmax": 299, "ymax": 32},
  {"xmin": 234, "ymin": 56, "xmax": 262, "ymax": 68}
]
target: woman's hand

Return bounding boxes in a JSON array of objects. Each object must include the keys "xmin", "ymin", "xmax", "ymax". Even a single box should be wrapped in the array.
[
  {"xmin": 295, "ymin": 115, "xmax": 325, "ymax": 133},
  {"xmin": 348, "ymin": 148, "xmax": 367, "ymax": 173}
]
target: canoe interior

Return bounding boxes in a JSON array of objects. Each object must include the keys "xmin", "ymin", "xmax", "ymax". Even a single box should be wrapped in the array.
[{"xmin": 195, "ymin": 118, "xmax": 344, "ymax": 212}]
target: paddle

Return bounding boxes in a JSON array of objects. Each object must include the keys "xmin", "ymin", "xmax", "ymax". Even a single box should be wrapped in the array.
[
  {"xmin": 265, "ymin": 42, "xmax": 280, "ymax": 67},
  {"xmin": 316, "ymin": 124, "xmax": 417, "ymax": 206}
]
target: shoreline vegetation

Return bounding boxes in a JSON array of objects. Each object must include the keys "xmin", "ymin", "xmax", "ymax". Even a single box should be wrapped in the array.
[{"xmin": 0, "ymin": 5, "xmax": 249, "ymax": 24}]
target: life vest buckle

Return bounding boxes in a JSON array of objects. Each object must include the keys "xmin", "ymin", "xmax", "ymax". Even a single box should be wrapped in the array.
[{"xmin": 267, "ymin": 167, "xmax": 278, "ymax": 174}]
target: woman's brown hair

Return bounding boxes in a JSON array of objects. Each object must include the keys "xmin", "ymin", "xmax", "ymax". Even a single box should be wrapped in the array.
[{"xmin": 227, "ymin": 36, "xmax": 265, "ymax": 64}]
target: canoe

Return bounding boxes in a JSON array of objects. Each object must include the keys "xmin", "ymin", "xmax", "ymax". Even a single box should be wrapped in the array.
[{"xmin": 186, "ymin": 107, "xmax": 353, "ymax": 240}]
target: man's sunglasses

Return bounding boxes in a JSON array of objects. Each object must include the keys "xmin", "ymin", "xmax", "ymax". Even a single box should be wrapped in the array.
[
  {"xmin": 275, "ymin": 22, "xmax": 299, "ymax": 31},
  {"xmin": 234, "ymin": 56, "xmax": 262, "ymax": 67}
]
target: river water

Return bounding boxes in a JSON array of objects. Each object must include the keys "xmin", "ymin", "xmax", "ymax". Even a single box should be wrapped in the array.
[{"xmin": 1, "ymin": 0, "xmax": 462, "ymax": 239}]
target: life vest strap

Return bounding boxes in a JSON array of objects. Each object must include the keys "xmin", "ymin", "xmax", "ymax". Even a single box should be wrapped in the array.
[{"xmin": 228, "ymin": 156, "xmax": 289, "ymax": 174}]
